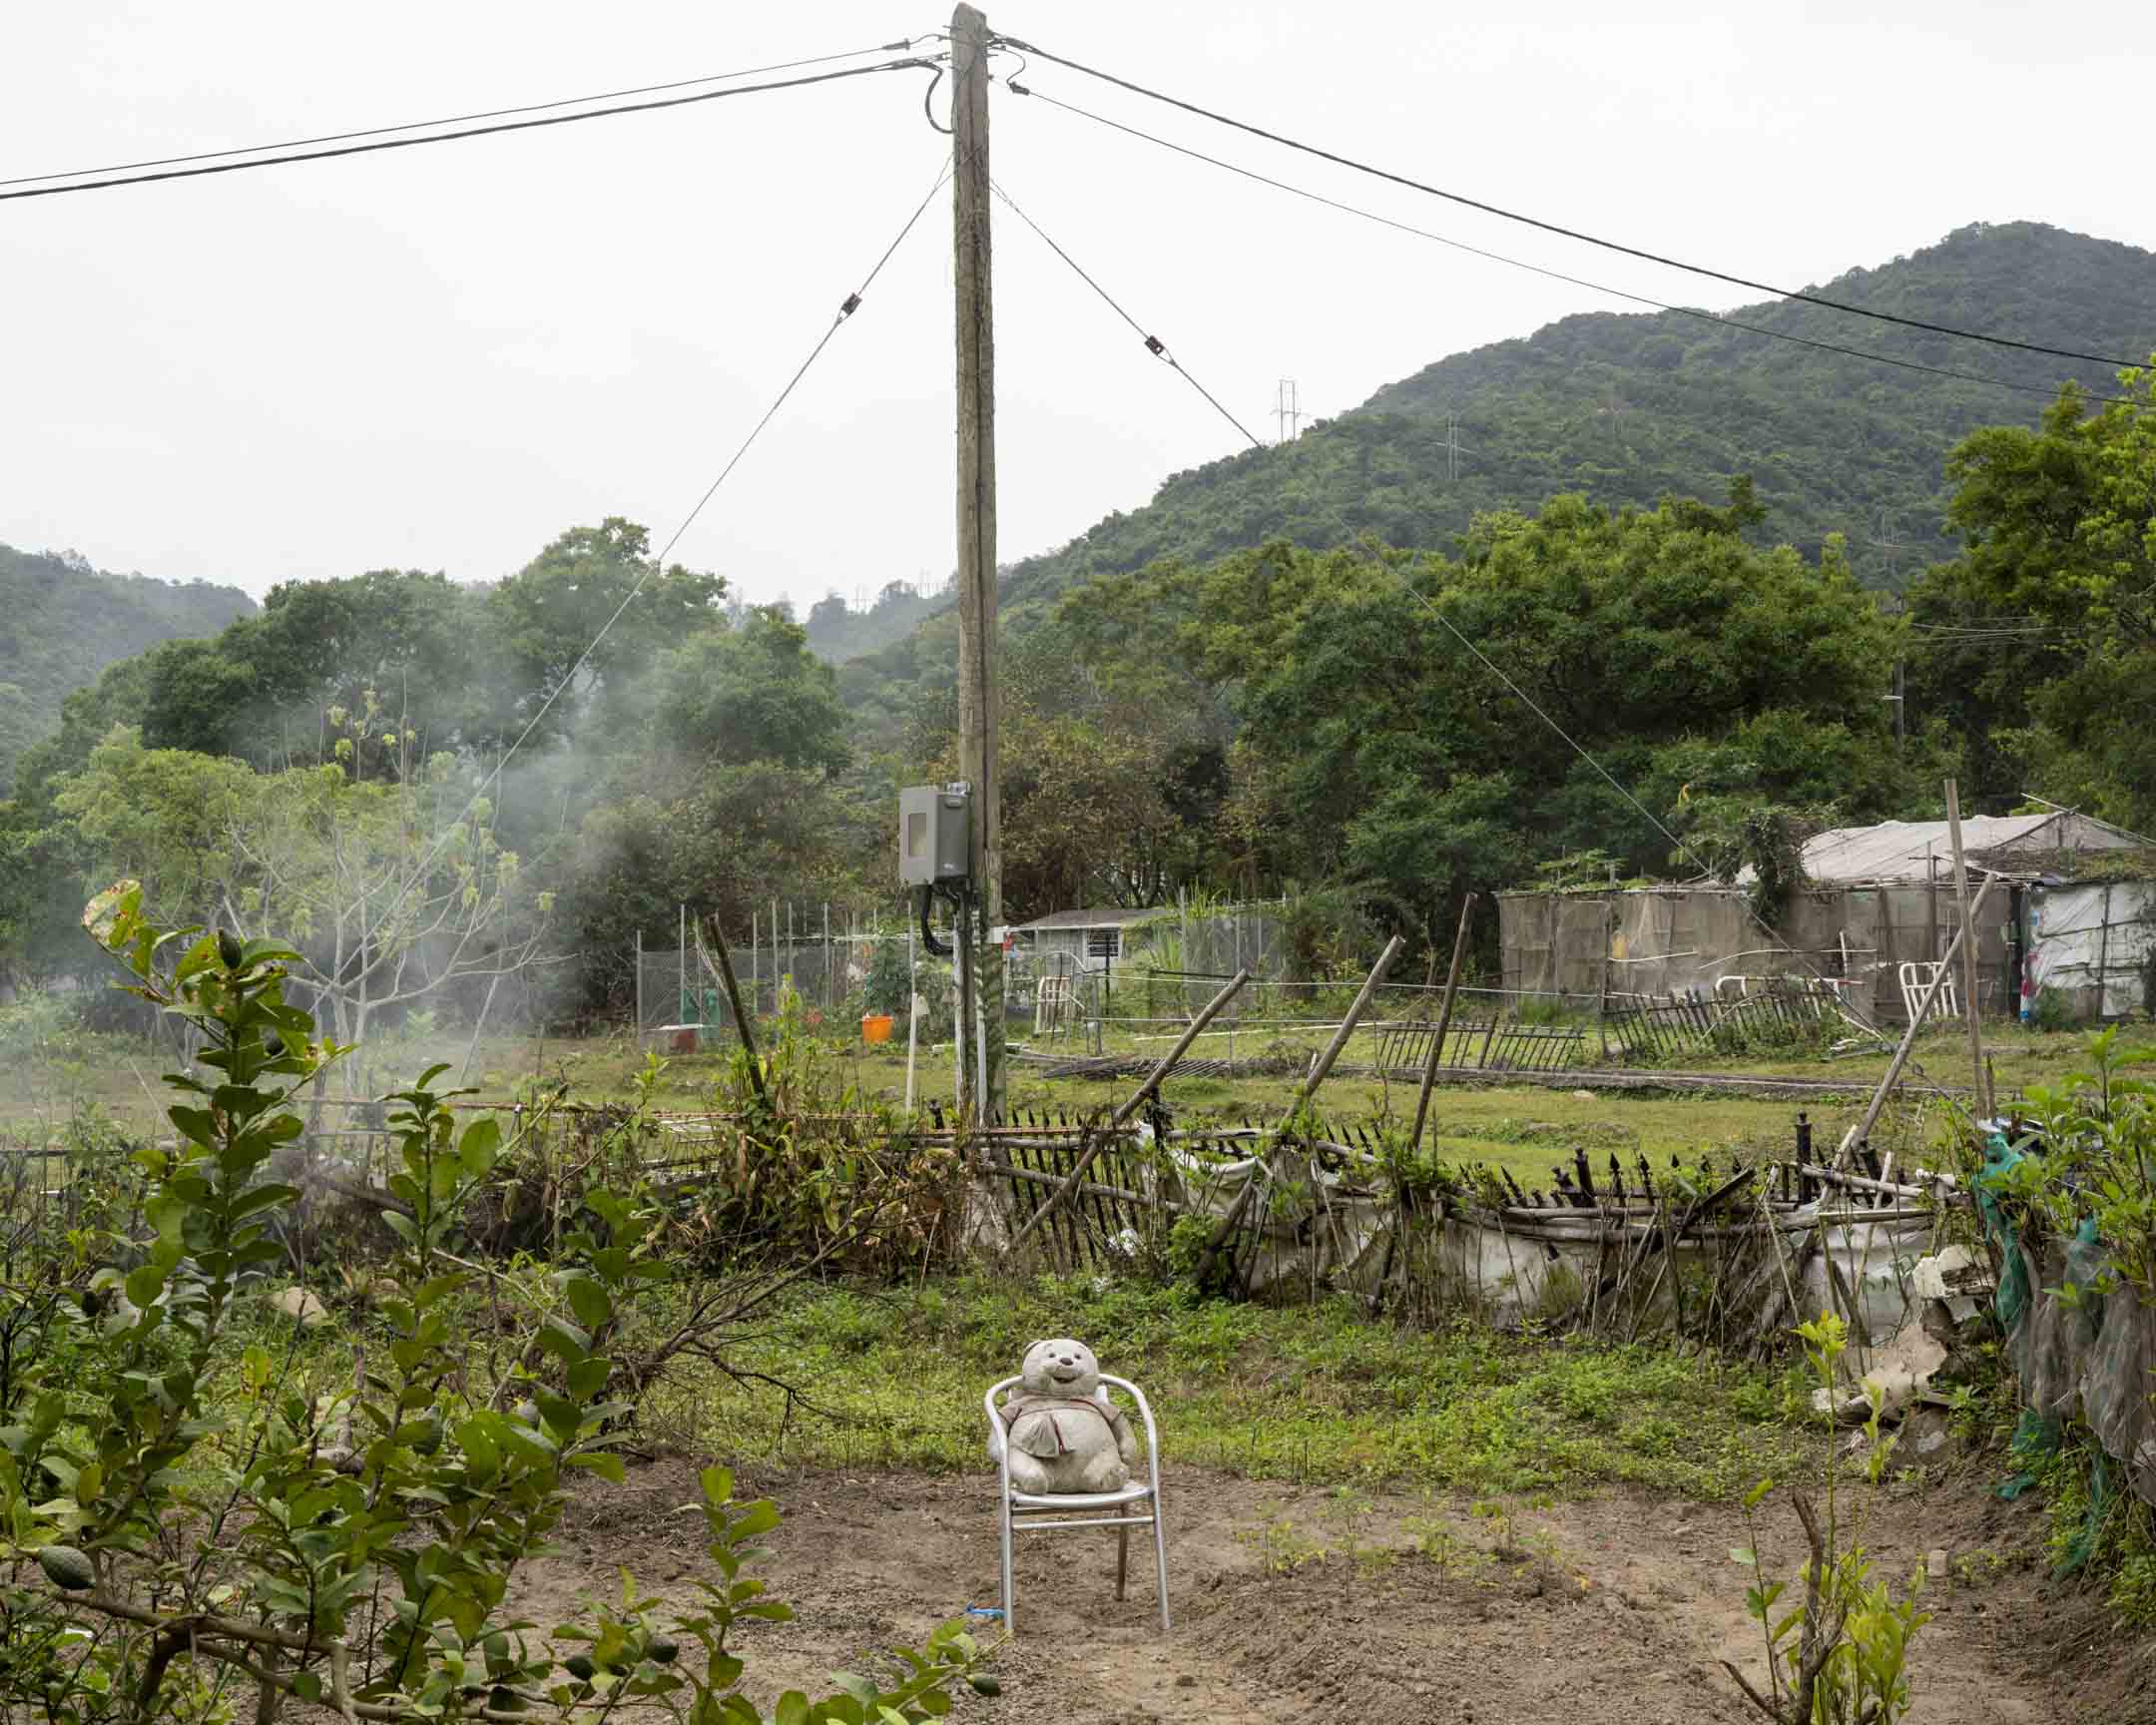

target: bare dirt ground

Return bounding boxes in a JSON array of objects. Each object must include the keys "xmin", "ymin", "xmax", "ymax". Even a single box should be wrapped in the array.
[{"xmin": 512, "ymin": 1453, "xmax": 2151, "ymax": 1725}]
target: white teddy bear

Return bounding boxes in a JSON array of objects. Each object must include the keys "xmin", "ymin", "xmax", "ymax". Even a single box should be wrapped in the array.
[{"xmin": 991, "ymin": 1338, "xmax": 1137, "ymax": 1494}]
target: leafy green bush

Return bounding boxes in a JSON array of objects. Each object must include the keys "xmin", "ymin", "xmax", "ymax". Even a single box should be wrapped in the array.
[
  {"xmin": 0, "ymin": 884, "xmax": 988, "ymax": 1724},
  {"xmin": 690, "ymin": 985, "xmax": 967, "ymax": 1273},
  {"xmin": 0, "ymin": 984, "xmax": 77, "ymax": 1061},
  {"xmin": 856, "ymin": 940, "xmax": 950, "ymax": 1041},
  {"xmin": 2004, "ymin": 1027, "xmax": 2156, "ymax": 1298},
  {"xmin": 2030, "ymin": 985, "xmax": 2075, "ymax": 1033}
]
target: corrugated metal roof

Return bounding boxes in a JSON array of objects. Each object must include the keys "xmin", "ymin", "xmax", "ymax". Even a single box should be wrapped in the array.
[
  {"xmin": 1755, "ymin": 812, "xmax": 2140, "ymax": 884},
  {"xmin": 1010, "ymin": 906, "xmax": 1160, "ymax": 932}
]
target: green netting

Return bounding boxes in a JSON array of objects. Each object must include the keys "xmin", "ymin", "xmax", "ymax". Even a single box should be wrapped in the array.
[
  {"xmin": 1996, "ymin": 1416, "xmax": 2114, "ymax": 1573},
  {"xmin": 1998, "ymin": 1408, "xmax": 2059, "ymax": 1501},
  {"xmin": 1974, "ymin": 1131, "xmax": 2032, "ymax": 1333},
  {"xmin": 2057, "ymin": 1448, "xmax": 2117, "ymax": 1575},
  {"xmin": 1975, "ymin": 1125, "xmax": 2156, "ymax": 1520}
]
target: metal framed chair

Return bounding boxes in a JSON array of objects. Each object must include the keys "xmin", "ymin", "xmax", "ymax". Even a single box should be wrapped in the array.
[{"xmin": 983, "ymin": 1374, "xmax": 1169, "ymax": 1634}]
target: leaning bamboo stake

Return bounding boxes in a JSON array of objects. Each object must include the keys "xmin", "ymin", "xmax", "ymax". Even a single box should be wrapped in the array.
[
  {"xmin": 1410, "ymin": 894, "xmax": 1476, "ymax": 1151},
  {"xmin": 1291, "ymin": 935, "xmax": 1404, "ymax": 1108},
  {"xmin": 1943, "ymin": 779, "xmax": 1995, "ymax": 1120},
  {"xmin": 698, "ymin": 914, "xmax": 769, "ymax": 1110},
  {"xmin": 1008, "ymin": 967, "xmax": 1252, "ymax": 1249},
  {"xmin": 1193, "ymin": 936, "xmax": 1403, "ymax": 1286},
  {"xmin": 1834, "ymin": 876, "xmax": 1996, "ymax": 1169}
]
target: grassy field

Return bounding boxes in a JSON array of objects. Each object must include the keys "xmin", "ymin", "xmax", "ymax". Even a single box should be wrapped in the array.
[
  {"xmin": 8, "ymin": 1004, "xmax": 2146, "ymax": 1190},
  {"xmin": 215, "ymin": 1270, "xmax": 1811, "ymax": 1505},
  {"xmin": 645, "ymin": 1275, "xmax": 1819, "ymax": 1500}
]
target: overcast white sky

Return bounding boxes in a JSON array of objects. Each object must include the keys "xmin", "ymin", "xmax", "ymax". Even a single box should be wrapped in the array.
[{"xmin": 3, "ymin": 1, "xmax": 2149, "ymax": 611}]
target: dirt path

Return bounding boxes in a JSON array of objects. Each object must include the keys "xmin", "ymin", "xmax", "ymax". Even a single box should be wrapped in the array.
[{"xmin": 512, "ymin": 1457, "xmax": 2139, "ymax": 1725}]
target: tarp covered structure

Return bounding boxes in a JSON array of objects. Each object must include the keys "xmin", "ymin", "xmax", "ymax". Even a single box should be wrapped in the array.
[
  {"xmin": 1501, "ymin": 884, "xmax": 2016, "ymax": 1023},
  {"xmin": 1501, "ymin": 811, "xmax": 2154, "ymax": 1024},
  {"xmin": 1763, "ymin": 812, "xmax": 2138, "ymax": 886},
  {"xmin": 2024, "ymin": 880, "xmax": 2156, "ymax": 1022}
]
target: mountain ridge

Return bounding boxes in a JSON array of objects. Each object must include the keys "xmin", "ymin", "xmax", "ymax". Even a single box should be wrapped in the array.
[
  {"xmin": 0, "ymin": 544, "xmax": 257, "ymax": 796},
  {"xmin": 832, "ymin": 220, "xmax": 2152, "ymax": 698}
]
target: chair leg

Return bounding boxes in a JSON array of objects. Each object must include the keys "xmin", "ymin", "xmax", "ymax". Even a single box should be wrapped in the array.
[
  {"xmin": 999, "ymin": 1499, "xmax": 1015, "ymax": 1636},
  {"xmin": 1152, "ymin": 1502, "xmax": 1171, "ymax": 1632},
  {"xmin": 1116, "ymin": 1525, "xmax": 1129, "ymax": 1601}
]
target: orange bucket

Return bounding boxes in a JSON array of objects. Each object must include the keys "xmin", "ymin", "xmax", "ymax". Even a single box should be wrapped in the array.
[{"xmin": 860, "ymin": 1013, "xmax": 894, "ymax": 1044}]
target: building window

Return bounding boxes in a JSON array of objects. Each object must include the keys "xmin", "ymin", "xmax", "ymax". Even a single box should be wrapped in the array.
[{"xmin": 1086, "ymin": 927, "xmax": 1121, "ymax": 960}]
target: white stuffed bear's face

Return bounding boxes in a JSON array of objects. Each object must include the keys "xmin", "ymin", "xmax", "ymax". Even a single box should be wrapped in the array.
[{"xmin": 1021, "ymin": 1337, "xmax": 1101, "ymax": 1397}]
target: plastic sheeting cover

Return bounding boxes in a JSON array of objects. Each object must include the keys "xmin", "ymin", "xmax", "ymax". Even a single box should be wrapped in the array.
[{"xmin": 2026, "ymin": 881, "xmax": 2156, "ymax": 1021}]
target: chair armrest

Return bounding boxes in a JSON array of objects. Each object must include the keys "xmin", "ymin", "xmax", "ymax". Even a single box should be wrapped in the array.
[
  {"xmin": 1098, "ymin": 1374, "xmax": 1161, "ymax": 1466},
  {"xmin": 983, "ymin": 1376, "xmax": 1020, "ymax": 1467}
]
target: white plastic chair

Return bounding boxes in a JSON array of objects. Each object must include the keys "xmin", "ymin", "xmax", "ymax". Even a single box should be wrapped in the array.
[
  {"xmin": 1898, "ymin": 960, "xmax": 1958, "ymax": 1025},
  {"xmin": 983, "ymin": 1374, "xmax": 1169, "ymax": 1634}
]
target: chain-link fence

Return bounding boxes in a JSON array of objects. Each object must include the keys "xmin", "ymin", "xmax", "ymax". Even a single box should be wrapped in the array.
[
  {"xmin": 633, "ymin": 909, "xmax": 920, "ymax": 1036},
  {"xmin": 631, "ymin": 901, "xmax": 1289, "ymax": 1041}
]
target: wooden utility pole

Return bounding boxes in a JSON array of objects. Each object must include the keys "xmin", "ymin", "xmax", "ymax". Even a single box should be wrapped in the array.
[
  {"xmin": 952, "ymin": 4, "xmax": 1003, "ymax": 1121},
  {"xmin": 1944, "ymin": 779, "xmax": 1994, "ymax": 1119}
]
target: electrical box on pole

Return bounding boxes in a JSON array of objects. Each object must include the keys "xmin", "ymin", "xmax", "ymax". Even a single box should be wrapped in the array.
[{"xmin": 898, "ymin": 784, "xmax": 972, "ymax": 887}]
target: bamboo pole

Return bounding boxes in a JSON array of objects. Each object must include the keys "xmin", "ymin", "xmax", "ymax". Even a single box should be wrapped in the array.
[
  {"xmin": 1192, "ymin": 936, "xmax": 1402, "ymax": 1286},
  {"xmin": 699, "ymin": 914, "xmax": 768, "ymax": 1109},
  {"xmin": 1943, "ymin": 780, "xmax": 1993, "ymax": 1120},
  {"xmin": 1294, "ymin": 935, "xmax": 1404, "ymax": 1107},
  {"xmin": 1411, "ymin": 893, "xmax": 1476, "ymax": 1150},
  {"xmin": 1007, "ymin": 967, "xmax": 1252, "ymax": 1249},
  {"xmin": 1834, "ymin": 874, "xmax": 1996, "ymax": 1168}
]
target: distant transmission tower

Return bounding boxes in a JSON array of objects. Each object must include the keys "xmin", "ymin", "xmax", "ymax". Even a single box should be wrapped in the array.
[
  {"xmin": 1445, "ymin": 413, "xmax": 1461, "ymax": 482},
  {"xmin": 1274, "ymin": 378, "xmax": 1302, "ymax": 444},
  {"xmin": 1873, "ymin": 508, "xmax": 1917, "ymax": 588}
]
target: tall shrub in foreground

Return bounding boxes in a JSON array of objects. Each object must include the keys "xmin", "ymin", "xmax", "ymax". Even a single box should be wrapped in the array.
[{"xmin": 0, "ymin": 882, "xmax": 983, "ymax": 1723}]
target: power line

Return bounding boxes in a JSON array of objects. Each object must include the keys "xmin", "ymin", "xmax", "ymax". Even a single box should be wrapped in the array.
[
  {"xmin": 0, "ymin": 55, "xmax": 934, "ymax": 203},
  {"xmin": 1005, "ymin": 82, "xmax": 2136, "ymax": 408},
  {"xmin": 1022, "ymin": 210, "xmax": 1879, "ymax": 1013},
  {"xmin": 1006, "ymin": 83, "xmax": 2131, "ymax": 556},
  {"xmin": 338, "ymin": 153, "xmax": 955, "ymax": 968},
  {"xmin": 995, "ymin": 33, "xmax": 2150, "ymax": 374},
  {"xmin": 0, "ymin": 41, "xmax": 923, "ymax": 189},
  {"xmin": 1390, "ymin": 567, "xmax": 1884, "ymax": 1021},
  {"xmin": 1909, "ymin": 620, "xmax": 2064, "ymax": 636},
  {"xmin": 987, "ymin": 175, "xmax": 1266, "ymax": 447},
  {"xmin": 1005, "ymin": 164, "xmax": 1734, "ymax": 894}
]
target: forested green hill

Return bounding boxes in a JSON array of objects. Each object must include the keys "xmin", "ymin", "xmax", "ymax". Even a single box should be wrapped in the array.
[
  {"xmin": 913, "ymin": 222, "xmax": 2154, "ymax": 645},
  {"xmin": 0, "ymin": 545, "xmax": 255, "ymax": 795},
  {"xmin": 8, "ymin": 224, "xmax": 2154, "ymax": 1006}
]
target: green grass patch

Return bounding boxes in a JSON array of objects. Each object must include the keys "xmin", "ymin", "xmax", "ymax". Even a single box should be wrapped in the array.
[{"xmin": 644, "ymin": 1274, "xmax": 1814, "ymax": 1502}]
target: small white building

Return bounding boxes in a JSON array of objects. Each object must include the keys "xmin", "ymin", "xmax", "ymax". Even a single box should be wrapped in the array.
[{"xmin": 1006, "ymin": 906, "xmax": 1158, "ymax": 974}]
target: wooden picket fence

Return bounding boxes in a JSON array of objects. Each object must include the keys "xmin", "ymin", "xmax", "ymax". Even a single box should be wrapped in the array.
[
  {"xmin": 1604, "ymin": 981, "xmax": 1846, "ymax": 1064},
  {"xmin": 1369, "ymin": 1016, "xmax": 1589, "ymax": 1074}
]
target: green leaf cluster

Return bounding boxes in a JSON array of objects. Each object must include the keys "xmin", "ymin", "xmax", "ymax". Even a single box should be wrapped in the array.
[{"xmin": 0, "ymin": 893, "xmax": 990, "ymax": 1724}]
